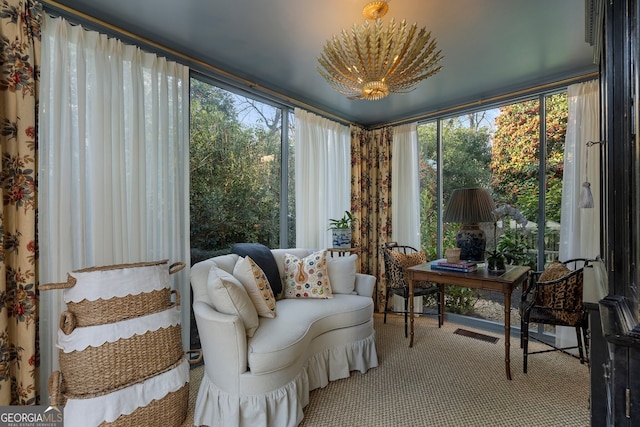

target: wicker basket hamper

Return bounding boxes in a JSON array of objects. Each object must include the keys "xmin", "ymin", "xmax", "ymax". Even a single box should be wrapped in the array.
[
  {"xmin": 100, "ymin": 384, "xmax": 189, "ymax": 427},
  {"xmin": 51, "ymin": 357, "xmax": 190, "ymax": 427},
  {"xmin": 40, "ymin": 260, "xmax": 185, "ymax": 327},
  {"xmin": 57, "ymin": 301, "xmax": 183, "ymax": 396},
  {"xmin": 42, "ymin": 259, "xmax": 191, "ymax": 426}
]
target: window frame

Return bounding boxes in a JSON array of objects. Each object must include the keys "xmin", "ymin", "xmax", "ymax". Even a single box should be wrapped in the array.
[
  {"xmin": 416, "ymin": 89, "xmax": 571, "ymax": 342},
  {"xmin": 189, "ymin": 71, "xmax": 295, "ymax": 250}
]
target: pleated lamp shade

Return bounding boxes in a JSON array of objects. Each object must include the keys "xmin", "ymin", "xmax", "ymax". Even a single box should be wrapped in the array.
[
  {"xmin": 443, "ymin": 188, "xmax": 496, "ymax": 224},
  {"xmin": 443, "ymin": 188, "xmax": 496, "ymax": 261}
]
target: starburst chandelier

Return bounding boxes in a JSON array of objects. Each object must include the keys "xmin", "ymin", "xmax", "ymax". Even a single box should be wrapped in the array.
[{"xmin": 317, "ymin": 1, "xmax": 443, "ymax": 101}]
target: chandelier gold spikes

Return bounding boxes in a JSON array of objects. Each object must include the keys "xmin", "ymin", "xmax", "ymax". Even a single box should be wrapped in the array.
[{"xmin": 317, "ymin": 1, "xmax": 443, "ymax": 101}]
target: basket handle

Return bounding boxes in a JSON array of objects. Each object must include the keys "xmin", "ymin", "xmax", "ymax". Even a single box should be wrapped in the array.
[
  {"xmin": 171, "ymin": 289, "xmax": 181, "ymax": 307},
  {"xmin": 40, "ymin": 274, "xmax": 77, "ymax": 291},
  {"xmin": 187, "ymin": 349, "xmax": 203, "ymax": 365},
  {"xmin": 59, "ymin": 311, "xmax": 77, "ymax": 335},
  {"xmin": 48, "ymin": 371, "xmax": 66, "ymax": 406},
  {"xmin": 169, "ymin": 262, "xmax": 186, "ymax": 275},
  {"xmin": 41, "ymin": 262, "xmax": 184, "ymax": 289}
]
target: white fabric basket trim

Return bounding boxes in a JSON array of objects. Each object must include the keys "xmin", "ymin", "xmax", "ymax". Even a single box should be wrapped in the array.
[
  {"xmin": 63, "ymin": 357, "xmax": 189, "ymax": 427},
  {"xmin": 63, "ymin": 263, "xmax": 171, "ymax": 303},
  {"xmin": 57, "ymin": 306, "xmax": 180, "ymax": 352}
]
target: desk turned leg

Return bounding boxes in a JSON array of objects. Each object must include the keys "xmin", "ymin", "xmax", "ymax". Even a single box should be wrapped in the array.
[
  {"xmin": 409, "ymin": 277, "xmax": 414, "ymax": 347},
  {"xmin": 504, "ymin": 290, "xmax": 512, "ymax": 380},
  {"xmin": 439, "ymin": 284, "xmax": 445, "ymax": 327}
]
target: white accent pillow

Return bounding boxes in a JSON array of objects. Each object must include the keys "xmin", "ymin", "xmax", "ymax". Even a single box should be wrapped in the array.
[
  {"xmin": 326, "ymin": 254, "xmax": 357, "ymax": 294},
  {"xmin": 233, "ymin": 256, "xmax": 277, "ymax": 318},
  {"xmin": 283, "ymin": 250, "xmax": 333, "ymax": 299},
  {"xmin": 207, "ymin": 266, "xmax": 259, "ymax": 337}
]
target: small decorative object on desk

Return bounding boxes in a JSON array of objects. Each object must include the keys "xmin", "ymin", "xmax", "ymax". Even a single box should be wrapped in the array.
[
  {"xmin": 432, "ymin": 258, "xmax": 478, "ymax": 272},
  {"xmin": 486, "ymin": 251, "xmax": 506, "ymax": 274},
  {"xmin": 445, "ymin": 248, "xmax": 461, "ymax": 263}
]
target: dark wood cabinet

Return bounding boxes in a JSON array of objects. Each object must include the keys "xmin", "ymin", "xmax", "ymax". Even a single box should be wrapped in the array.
[
  {"xmin": 587, "ymin": 303, "xmax": 607, "ymax": 426},
  {"xmin": 597, "ymin": 0, "xmax": 640, "ymax": 425},
  {"xmin": 598, "ymin": 296, "xmax": 640, "ymax": 425}
]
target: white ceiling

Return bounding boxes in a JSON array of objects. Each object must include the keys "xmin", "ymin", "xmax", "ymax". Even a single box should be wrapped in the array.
[{"xmin": 46, "ymin": 0, "xmax": 598, "ymax": 127}]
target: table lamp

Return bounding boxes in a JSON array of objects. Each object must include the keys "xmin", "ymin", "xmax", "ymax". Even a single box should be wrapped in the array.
[{"xmin": 443, "ymin": 188, "xmax": 496, "ymax": 261}]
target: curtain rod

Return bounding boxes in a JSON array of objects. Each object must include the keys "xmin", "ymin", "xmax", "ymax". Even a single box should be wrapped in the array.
[
  {"xmin": 371, "ymin": 71, "xmax": 600, "ymax": 130},
  {"xmin": 39, "ymin": 0, "xmax": 353, "ymax": 127}
]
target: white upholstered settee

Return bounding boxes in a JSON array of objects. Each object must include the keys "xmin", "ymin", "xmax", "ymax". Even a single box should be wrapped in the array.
[{"xmin": 190, "ymin": 246, "xmax": 379, "ymax": 427}]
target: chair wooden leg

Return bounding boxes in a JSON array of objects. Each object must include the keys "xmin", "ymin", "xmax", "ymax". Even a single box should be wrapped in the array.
[
  {"xmin": 523, "ymin": 319, "xmax": 529, "ymax": 374},
  {"xmin": 384, "ymin": 287, "xmax": 390, "ymax": 324},
  {"xmin": 575, "ymin": 326, "xmax": 585, "ymax": 365},
  {"xmin": 403, "ymin": 288, "xmax": 409, "ymax": 338}
]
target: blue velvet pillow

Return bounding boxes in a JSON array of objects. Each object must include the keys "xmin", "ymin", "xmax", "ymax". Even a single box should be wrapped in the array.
[{"xmin": 231, "ymin": 243, "xmax": 282, "ymax": 296}]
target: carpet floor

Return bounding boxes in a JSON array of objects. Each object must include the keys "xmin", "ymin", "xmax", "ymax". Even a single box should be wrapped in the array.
[{"xmin": 182, "ymin": 313, "xmax": 590, "ymax": 426}]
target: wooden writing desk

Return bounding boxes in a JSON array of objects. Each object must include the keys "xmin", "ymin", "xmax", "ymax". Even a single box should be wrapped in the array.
[{"xmin": 406, "ymin": 262, "xmax": 530, "ymax": 380}]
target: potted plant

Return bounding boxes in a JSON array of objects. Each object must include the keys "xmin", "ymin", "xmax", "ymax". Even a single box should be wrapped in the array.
[
  {"xmin": 328, "ymin": 211, "xmax": 357, "ymax": 249},
  {"xmin": 486, "ymin": 248, "xmax": 506, "ymax": 273},
  {"xmin": 487, "ymin": 204, "xmax": 531, "ymax": 273}
]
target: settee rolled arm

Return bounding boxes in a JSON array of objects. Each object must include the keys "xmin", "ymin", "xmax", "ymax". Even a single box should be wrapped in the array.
[
  {"xmin": 193, "ymin": 300, "xmax": 248, "ymax": 394},
  {"xmin": 354, "ymin": 273, "xmax": 376, "ymax": 298}
]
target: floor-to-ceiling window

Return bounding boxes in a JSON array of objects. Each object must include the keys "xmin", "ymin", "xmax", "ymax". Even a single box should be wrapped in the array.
[
  {"xmin": 418, "ymin": 92, "xmax": 568, "ymax": 335},
  {"xmin": 418, "ymin": 112, "xmax": 495, "ymax": 315},
  {"xmin": 188, "ymin": 76, "xmax": 295, "ymax": 348},
  {"xmin": 189, "ymin": 76, "xmax": 295, "ymax": 266}
]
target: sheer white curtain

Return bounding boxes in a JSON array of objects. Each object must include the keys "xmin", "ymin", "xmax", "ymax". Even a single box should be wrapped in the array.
[
  {"xmin": 557, "ymin": 79, "xmax": 601, "ymax": 350},
  {"xmin": 560, "ymin": 79, "xmax": 601, "ymax": 261},
  {"xmin": 38, "ymin": 16, "xmax": 190, "ymax": 399},
  {"xmin": 390, "ymin": 123, "xmax": 422, "ymax": 313},
  {"xmin": 392, "ymin": 122, "xmax": 421, "ymax": 248},
  {"xmin": 294, "ymin": 108, "xmax": 350, "ymax": 248}
]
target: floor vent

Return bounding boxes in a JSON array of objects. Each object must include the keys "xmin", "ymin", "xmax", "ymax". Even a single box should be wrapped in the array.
[{"xmin": 454, "ymin": 328, "xmax": 499, "ymax": 344}]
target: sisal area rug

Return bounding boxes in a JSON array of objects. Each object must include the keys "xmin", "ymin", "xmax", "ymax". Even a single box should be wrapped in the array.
[{"xmin": 183, "ymin": 313, "xmax": 590, "ymax": 426}]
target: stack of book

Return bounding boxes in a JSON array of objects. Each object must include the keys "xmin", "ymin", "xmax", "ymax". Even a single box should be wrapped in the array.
[{"xmin": 431, "ymin": 258, "xmax": 478, "ymax": 273}]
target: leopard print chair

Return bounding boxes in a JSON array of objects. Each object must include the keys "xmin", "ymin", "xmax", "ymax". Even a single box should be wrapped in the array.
[
  {"xmin": 381, "ymin": 242, "xmax": 442, "ymax": 338},
  {"xmin": 520, "ymin": 258, "xmax": 592, "ymax": 373}
]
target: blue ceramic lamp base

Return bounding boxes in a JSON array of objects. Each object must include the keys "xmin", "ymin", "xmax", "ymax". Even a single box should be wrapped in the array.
[{"xmin": 455, "ymin": 224, "xmax": 486, "ymax": 262}]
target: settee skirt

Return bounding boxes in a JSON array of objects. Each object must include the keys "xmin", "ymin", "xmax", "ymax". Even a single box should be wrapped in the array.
[{"xmin": 193, "ymin": 330, "xmax": 377, "ymax": 427}]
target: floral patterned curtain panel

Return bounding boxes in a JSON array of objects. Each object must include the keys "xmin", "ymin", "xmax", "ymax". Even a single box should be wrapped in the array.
[
  {"xmin": 350, "ymin": 125, "xmax": 393, "ymax": 312},
  {"xmin": 0, "ymin": 0, "xmax": 41, "ymax": 405}
]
